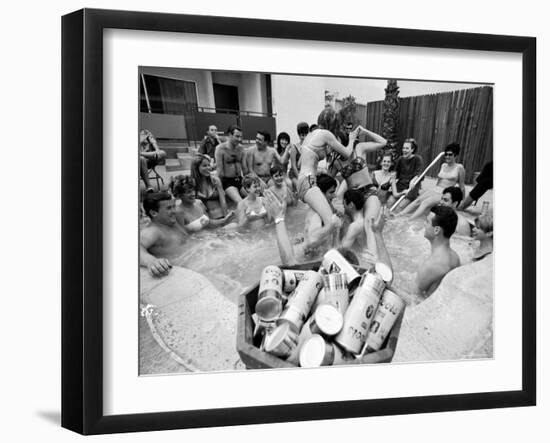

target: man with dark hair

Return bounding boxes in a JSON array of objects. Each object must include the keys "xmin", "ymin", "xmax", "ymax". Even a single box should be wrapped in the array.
[
  {"xmin": 140, "ymin": 192, "xmax": 188, "ymax": 277},
  {"xmin": 289, "ymin": 122, "xmax": 310, "ymax": 189},
  {"xmin": 198, "ymin": 124, "xmax": 220, "ymax": 159},
  {"xmin": 440, "ymin": 186, "xmax": 471, "ymax": 236},
  {"xmin": 416, "ymin": 205, "xmax": 461, "ymax": 294},
  {"xmin": 139, "ymin": 129, "xmax": 167, "ymax": 192},
  {"xmin": 215, "ymin": 125, "xmax": 246, "ymax": 204},
  {"xmin": 341, "ymin": 189, "xmax": 366, "ymax": 250},
  {"xmin": 245, "ymin": 130, "xmax": 289, "ymax": 188}
]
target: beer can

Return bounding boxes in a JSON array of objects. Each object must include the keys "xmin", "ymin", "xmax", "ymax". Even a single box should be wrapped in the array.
[
  {"xmin": 264, "ymin": 322, "xmax": 298, "ymax": 359},
  {"xmin": 374, "ymin": 262, "xmax": 393, "ymax": 283},
  {"xmin": 278, "ymin": 271, "xmax": 323, "ymax": 331},
  {"xmin": 285, "ymin": 304, "xmax": 341, "ymax": 364},
  {"xmin": 320, "ymin": 273, "xmax": 350, "ymax": 315},
  {"xmin": 299, "ymin": 334, "xmax": 346, "ymax": 367},
  {"xmin": 281, "ymin": 269, "xmax": 307, "ymax": 293},
  {"xmin": 364, "ymin": 289, "xmax": 405, "ymax": 353},
  {"xmin": 255, "ymin": 265, "xmax": 283, "ymax": 322},
  {"xmin": 321, "ymin": 249, "xmax": 361, "ymax": 289},
  {"xmin": 335, "ymin": 271, "xmax": 385, "ymax": 354}
]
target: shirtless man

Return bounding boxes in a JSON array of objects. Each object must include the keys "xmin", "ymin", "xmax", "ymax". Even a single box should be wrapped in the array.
[
  {"xmin": 215, "ymin": 125, "xmax": 246, "ymax": 204},
  {"xmin": 246, "ymin": 130, "xmax": 289, "ymax": 188},
  {"xmin": 140, "ymin": 192, "xmax": 187, "ymax": 277},
  {"xmin": 439, "ymin": 186, "xmax": 471, "ymax": 236},
  {"xmin": 341, "ymin": 189, "xmax": 367, "ymax": 251},
  {"xmin": 415, "ymin": 205, "xmax": 461, "ymax": 295}
]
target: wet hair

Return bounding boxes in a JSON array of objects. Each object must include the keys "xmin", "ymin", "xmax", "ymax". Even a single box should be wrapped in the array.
[
  {"xmin": 343, "ymin": 189, "xmax": 365, "ymax": 211},
  {"xmin": 445, "ymin": 142, "xmax": 461, "ymax": 156},
  {"xmin": 191, "ymin": 154, "xmax": 213, "ymax": 188},
  {"xmin": 430, "ymin": 205, "xmax": 458, "ymax": 238},
  {"xmin": 276, "ymin": 132, "xmax": 290, "ymax": 154},
  {"xmin": 476, "ymin": 213, "xmax": 493, "ymax": 233},
  {"xmin": 242, "ymin": 174, "xmax": 261, "ymax": 190},
  {"xmin": 143, "ymin": 192, "xmax": 172, "ymax": 218},
  {"xmin": 316, "ymin": 173, "xmax": 337, "ymax": 194},
  {"xmin": 170, "ymin": 175, "xmax": 196, "ymax": 198},
  {"xmin": 442, "ymin": 186, "xmax": 463, "ymax": 205},
  {"xmin": 257, "ymin": 130, "xmax": 271, "ymax": 144},
  {"xmin": 270, "ymin": 164, "xmax": 285, "ymax": 176},
  {"xmin": 227, "ymin": 125, "xmax": 242, "ymax": 136},
  {"xmin": 297, "ymin": 122, "xmax": 309, "ymax": 136},
  {"xmin": 317, "ymin": 107, "xmax": 341, "ymax": 135},
  {"xmin": 403, "ymin": 138, "xmax": 418, "ymax": 154},
  {"xmin": 337, "ymin": 247, "xmax": 359, "ymax": 266},
  {"xmin": 309, "ymin": 124, "xmax": 318, "ymax": 132}
]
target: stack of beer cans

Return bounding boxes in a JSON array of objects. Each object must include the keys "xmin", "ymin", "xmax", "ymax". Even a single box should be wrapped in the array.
[{"xmin": 253, "ymin": 249, "xmax": 405, "ymax": 367}]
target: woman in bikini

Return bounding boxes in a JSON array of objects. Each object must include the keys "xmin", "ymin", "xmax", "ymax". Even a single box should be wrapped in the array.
[
  {"xmin": 191, "ymin": 154, "xmax": 229, "ymax": 220},
  {"xmin": 333, "ymin": 125, "xmax": 387, "ymax": 256},
  {"xmin": 372, "ymin": 153, "xmax": 396, "ymax": 205},
  {"xmin": 297, "ymin": 107, "xmax": 359, "ymax": 238},
  {"xmin": 401, "ymin": 142, "xmax": 466, "ymax": 220},
  {"xmin": 170, "ymin": 175, "xmax": 234, "ymax": 232},
  {"xmin": 289, "ymin": 121, "xmax": 309, "ymax": 191},
  {"xmin": 236, "ymin": 175, "xmax": 271, "ymax": 230},
  {"xmin": 471, "ymin": 212, "xmax": 493, "ymax": 261}
]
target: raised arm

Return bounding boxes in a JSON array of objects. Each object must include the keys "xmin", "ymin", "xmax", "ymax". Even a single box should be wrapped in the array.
[
  {"xmin": 355, "ymin": 126, "xmax": 387, "ymax": 157},
  {"xmin": 264, "ymin": 189, "xmax": 297, "ymax": 266},
  {"xmin": 369, "ymin": 209, "xmax": 393, "ymax": 281},
  {"xmin": 323, "ymin": 128, "xmax": 358, "ymax": 159}
]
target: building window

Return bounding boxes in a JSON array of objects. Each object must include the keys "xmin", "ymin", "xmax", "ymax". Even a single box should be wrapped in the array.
[{"xmin": 140, "ymin": 74, "xmax": 198, "ymax": 115}]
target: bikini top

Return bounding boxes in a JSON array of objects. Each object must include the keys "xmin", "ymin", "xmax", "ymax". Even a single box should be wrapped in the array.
[
  {"xmin": 197, "ymin": 186, "xmax": 219, "ymax": 202},
  {"xmin": 438, "ymin": 163, "xmax": 461, "ymax": 182},
  {"xmin": 372, "ymin": 170, "xmax": 394, "ymax": 187},
  {"xmin": 185, "ymin": 214, "xmax": 209, "ymax": 232},
  {"xmin": 302, "ymin": 143, "xmax": 327, "ymax": 161},
  {"xmin": 245, "ymin": 199, "xmax": 267, "ymax": 218}
]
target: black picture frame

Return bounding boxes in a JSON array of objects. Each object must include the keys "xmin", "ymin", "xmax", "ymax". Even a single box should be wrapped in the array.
[{"xmin": 61, "ymin": 8, "xmax": 536, "ymax": 435}]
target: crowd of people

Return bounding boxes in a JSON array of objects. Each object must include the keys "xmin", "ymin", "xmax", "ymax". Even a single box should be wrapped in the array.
[{"xmin": 139, "ymin": 106, "xmax": 494, "ymax": 299}]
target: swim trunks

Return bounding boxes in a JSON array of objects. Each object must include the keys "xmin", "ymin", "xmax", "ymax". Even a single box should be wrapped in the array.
[
  {"xmin": 221, "ymin": 176, "xmax": 242, "ymax": 191},
  {"xmin": 296, "ymin": 174, "xmax": 317, "ymax": 201}
]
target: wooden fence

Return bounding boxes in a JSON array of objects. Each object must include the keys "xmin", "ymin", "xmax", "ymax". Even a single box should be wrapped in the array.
[{"xmin": 366, "ymin": 86, "xmax": 493, "ymax": 184}]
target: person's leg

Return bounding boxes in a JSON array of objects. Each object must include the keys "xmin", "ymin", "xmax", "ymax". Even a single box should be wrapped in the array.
[
  {"xmin": 140, "ymin": 156, "xmax": 152, "ymax": 189},
  {"xmin": 363, "ymin": 195, "xmax": 381, "ymax": 257},
  {"xmin": 303, "ymin": 186, "xmax": 335, "ymax": 231},
  {"xmin": 408, "ymin": 194, "xmax": 440, "ymax": 220},
  {"xmin": 398, "ymin": 197, "xmax": 421, "ymax": 215},
  {"xmin": 225, "ymin": 186, "xmax": 243, "ymax": 204}
]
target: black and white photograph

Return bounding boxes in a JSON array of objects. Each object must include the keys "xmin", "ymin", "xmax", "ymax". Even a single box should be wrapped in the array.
[{"xmin": 138, "ymin": 67, "xmax": 494, "ymax": 374}]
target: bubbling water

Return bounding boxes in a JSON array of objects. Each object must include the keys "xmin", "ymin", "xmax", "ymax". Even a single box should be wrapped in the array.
[{"xmin": 173, "ymin": 205, "xmax": 476, "ymax": 306}]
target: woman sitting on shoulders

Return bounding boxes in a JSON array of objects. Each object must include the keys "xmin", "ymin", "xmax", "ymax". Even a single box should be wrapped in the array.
[
  {"xmin": 237, "ymin": 175, "xmax": 271, "ymax": 230},
  {"xmin": 170, "ymin": 175, "xmax": 233, "ymax": 232},
  {"xmin": 191, "ymin": 154, "xmax": 229, "ymax": 219}
]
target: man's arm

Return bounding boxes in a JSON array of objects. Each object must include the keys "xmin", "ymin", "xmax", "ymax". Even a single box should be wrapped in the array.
[
  {"xmin": 416, "ymin": 260, "xmax": 446, "ymax": 294},
  {"xmin": 215, "ymin": 144, "xmax": 224, "ymax": 178},
  {"xmin": 368, "ymin": 209, "xmax": 393, "ymax": 283},
  {"xmin": 139, "ymin": 227, "xmax": 172, "ymax": 277},
  {"xmin": 263, "ymin": 189, "xmax": 297, "ymax": 266},
  {"xmin": 304, "ymin": 212, "xmax": 340, "ymax": 250}
]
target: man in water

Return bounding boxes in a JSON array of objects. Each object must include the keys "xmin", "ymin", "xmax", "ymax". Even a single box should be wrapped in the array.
[
  {"xmin": 245, "ymin": 130, "xmax": 288, "ymax": 188},
  {"xmin": 340, "ymin": 189, "xmax": 367, "ymax": 251},
  {"xmin": 140, "ymin": 192, "xmax": 187, "ymax": 277},
  {"xmin": 198, "ymin": 124, "xmax": 220, "ymax": 159},
  {"xmin": 415, "ymin": 205, "xmax": 461, "ymax": 294},
  {"xmin": 215, "ymin": 125, "xmax": 246, "ymax": 204},
  {"xmin": 302, "ymin": 174, "xmax": 342, "ymax": 258},
  {"xmin": 439, "ymin": 186, "xmax": 472, "ymax": 236}
]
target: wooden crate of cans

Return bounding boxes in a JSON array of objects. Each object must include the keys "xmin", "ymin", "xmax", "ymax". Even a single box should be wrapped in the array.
[{"xmin": 236, "ymin": 250, "xmax": 405, "ymax": 370}]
